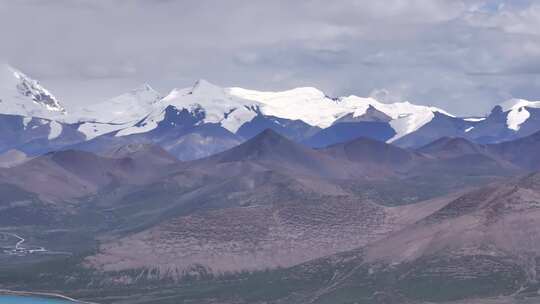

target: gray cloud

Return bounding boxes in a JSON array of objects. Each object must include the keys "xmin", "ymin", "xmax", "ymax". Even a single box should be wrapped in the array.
[{"xmin": 1, "ymin": 0, "xmax": 539, "ymax": 116}]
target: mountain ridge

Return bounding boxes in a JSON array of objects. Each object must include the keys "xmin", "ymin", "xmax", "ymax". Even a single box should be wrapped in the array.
[{"xmin": 3, "ymin": 64, "xmax": 540, "ymax": 161}]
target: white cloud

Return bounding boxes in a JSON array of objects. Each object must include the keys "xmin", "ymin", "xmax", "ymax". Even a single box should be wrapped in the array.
[
  {"xmin": 0, "ymin": 0, "xmax": 539, "ymax": 116},
  {"xmin": 466, "ymin": 3, "xmax": 540, "ymax": 35}
]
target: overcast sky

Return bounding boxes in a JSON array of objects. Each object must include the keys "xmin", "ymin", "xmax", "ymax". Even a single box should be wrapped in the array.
[{"xmin": 1, "ymin": 0, "xmax": 540, "ymax": 115}]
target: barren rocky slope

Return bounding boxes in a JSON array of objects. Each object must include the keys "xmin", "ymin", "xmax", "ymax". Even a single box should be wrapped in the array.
[
  {"xmin": 85, "ymin": 131, "xmax": 522, "ymax": 279},
  {"xmin": 2, "ymin": 130, "xmax": 540, "ymax": 304}
]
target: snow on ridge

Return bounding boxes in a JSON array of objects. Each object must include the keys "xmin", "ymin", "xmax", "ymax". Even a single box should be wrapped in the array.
[
  {"xmin": 9, "ymin": 66, "xmax": 65, "ymax": 113},
  {"xmin": 119, "ymin": 80, "xmax": 458, "ymax": 141},
  {"xmin": 165, "ymin": 80, "xmax": 260, "ymax": 132},
  {"xmin": 499, "ymin": 98, "xmax": 540, "ymax": 112},
  {"xmin": 76, "ymin": 83, "xmax": 162, "ymax": 124},
  {"xmin": 231, "ymin": 87, "xmax": 455, "ymax": 141},
  {"xmin": 11, "ymin": 64, "xmax": 540, "ymax": 143},
  {"xmin": 117, "ymin": 80, "xmax": 262, "ymax": 136},
  {"xmin": 72, "ymin": 83, "xmax": 163, "ymax": 139},
  {"xmin": 342, "ymin": 95, "xmax": 454, "ymax": 141},
  {"xmin": 463, "ymin": 117, "xmax": 486, "ymax": 122},
  {"xmin": 0, "ymin": 66, "xmax": 465, "ymax": 142},
  {"xmin": 48, "ymin": 120, "xmax": 63, "ymax": 140},
  {"xmin": 0, "ymin": 64, "xmax": 66, "ymax": 119},
  {"xmin": 499, "ymin": 98, "xmax": 540, "ymax": 131},
  {"xmin": 229, "ymin": 86, "xmax": 346, "ymax": 128}
]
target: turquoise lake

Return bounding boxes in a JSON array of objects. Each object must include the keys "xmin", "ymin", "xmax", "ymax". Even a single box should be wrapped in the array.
[{"xmin": 0, "ymin": 295, "xmax": 73, "ymax": 303}]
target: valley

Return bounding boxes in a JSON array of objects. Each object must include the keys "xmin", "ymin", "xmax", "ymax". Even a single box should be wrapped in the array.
[{"xmin": 0, "ymin": 127, "xmax": 539, "ymax": 303}]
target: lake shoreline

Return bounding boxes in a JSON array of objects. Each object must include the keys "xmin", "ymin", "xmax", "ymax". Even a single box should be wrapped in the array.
[{"xmin": 0, "ymin": 289, "xmax": 98, "ymax": 304}]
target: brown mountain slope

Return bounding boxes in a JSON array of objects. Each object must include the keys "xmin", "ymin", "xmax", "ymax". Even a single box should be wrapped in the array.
[
  {"xmin": 418, "ymin": 136, "xmax": 491, "ymax": 159},
  {"xmin": 262, "ymin": 173, "xmax": 540, "ymax": 304},
  {"xmin": 84, "ymin": 132, "xmax": 466, "ymax": 276},
  {"xmin": 367, "ymin": 172, "xmax": 540, "ymax": 264},
  {"xmin": 86, "ymin": 186, "xmax": 458, "ymax": 276},
  {"xmin": 487, "ymin": 131, "xmax": 540, "ymax": 171},
  {"xmin": 189, "ymin": 128, "xmax": 397, "ymax": 179},
  {"xmin": 321, "ymin": 136, "xmax": 426, "ymax": 172},
  {"xmin": 4, "ymin": 132, "xmax": 540, "ymax": 304},
  {"xmin": 418, "ymin": 131, "xmax": 540, "ymax": 172},
  {"xmin": 104, "ymin": 142, "xmax": 179, "ymax": 166},
  {"xmin": 0, "ymin": 146, "xmax": 180, "ymax": 201}
]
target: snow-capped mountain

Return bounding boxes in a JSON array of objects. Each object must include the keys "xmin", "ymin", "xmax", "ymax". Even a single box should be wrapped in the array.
[
  {"xmin": 73, "ymin": 83, "xmax": 162, "ymax": 139},
  {"xmin": 0, "ymin": 65, "xmax": 461, "ymax": 149},
  {"xmin": 228, "ymin": 86, "xmax": 345, "ymax": 128},
  {"xmin": 0, "ymin": 64, "xmax": 65, "ymax": 119},
  {"xmin": 229, "ymin": 86, "xmax": 453, "ymax": 142},
  {"xmin": 392, "ymin": 112, "xmax": 477, "ymax": 148},
  {"xmin": 499, "ymin": 98, "xmax": 540, "ymax": 131},
  {"xmin": 116, "ymin": 79, "xmax": 260, "ymax": 137},
  {"xmin": 3, "ymin": 64, "xmax": 540, "ymax": 160},
  {"xmin": 77, "ymin": 83, "xmax": 161, "ymax": 124},
  {"xmin": 457, "ymin": 98, "xmax": 540, "ymax": 144},
  {"xmin": 395, "ymin": 98, "xmax": 540, "ymax": 147},
  {"xmin": 0, "ymin": 65, "xmax": 87, "ymax": 154},
  {"xmin": 0, "ymin": 112, "xmax": 86, "ymax": 155},
  {"xmin": 116, "ymin": 79, "xmax": 453, "ymax": 143}
]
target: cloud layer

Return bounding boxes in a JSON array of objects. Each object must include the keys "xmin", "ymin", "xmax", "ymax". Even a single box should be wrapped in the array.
[{"xmin": 1, "ymin": 0, "xmax": 539, "ymax": 115}]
